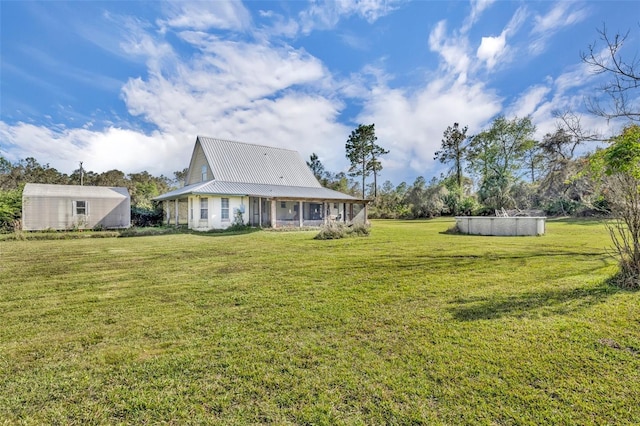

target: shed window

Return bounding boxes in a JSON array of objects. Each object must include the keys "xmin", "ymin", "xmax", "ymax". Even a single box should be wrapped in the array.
[
  {"xmin": 75, "ymin": 200, "xmax": 87, "ymax": 215},
  {"xmin": 200, "ymin": 198, "xmax": 208, "ymax": 220},
  {"xmin": 221, "ymin": 198, "xmax": 229, "ymax": 221},
  {"xmin": 201, "ymin": 165, "xmax": 207, "ymax": 181}
]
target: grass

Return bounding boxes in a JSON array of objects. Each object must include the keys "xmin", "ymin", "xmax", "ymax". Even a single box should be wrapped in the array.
[{"xmin": 1, "ymin": 218, "xmax": 638, "ymax": 424}]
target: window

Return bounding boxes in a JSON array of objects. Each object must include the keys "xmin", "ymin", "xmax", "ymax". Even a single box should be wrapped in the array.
[
  {"xmin": 280, "ymin": 201, "xmax": 286, "ymax": 208},
  {"xmin": 221, "ymin": 198, "xmax": 229, "ymax": 221},
  {"xmin": 200, "ymin": 198, "xmax": 208, "ymax": 220},
  {"xmin": 334, "ymin": 203, "xmax": 338, "ymax": 209},
  {"xmin": 201, "ymin": 165, "xmax": 207, "ymax": 181},
  {"xmin": 75, "ymin": 200, "xmax": 87, "ymax": 215}
]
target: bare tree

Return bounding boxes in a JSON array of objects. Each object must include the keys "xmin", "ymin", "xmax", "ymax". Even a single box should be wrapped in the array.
[{"xmin": 581, "ymin": 25, "xmax": 640, "ymax": 122}]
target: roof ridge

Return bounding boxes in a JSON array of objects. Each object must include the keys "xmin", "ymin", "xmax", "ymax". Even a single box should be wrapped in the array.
[{"xmin": 196, "ymin": 136, "xmax": 299, "ymax": 153}]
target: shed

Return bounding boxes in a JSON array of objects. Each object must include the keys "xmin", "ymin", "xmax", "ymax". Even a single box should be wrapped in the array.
[{"xmin": 22, "ymin": 183, "xmax": 131, "ymax": 231}]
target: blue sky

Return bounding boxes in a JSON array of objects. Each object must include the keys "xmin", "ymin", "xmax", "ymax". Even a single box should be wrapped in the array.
[{"xmin": 1, "ymin": 0, "xmax": 638, "ymax": 185}]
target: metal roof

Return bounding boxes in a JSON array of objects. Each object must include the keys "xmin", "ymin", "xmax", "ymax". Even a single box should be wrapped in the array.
[
  {"xmin": 155, "ymin": 136, "xmax": 364, "ymax": 202},
  {"xmin": 197, "ymin": 136, "xmax": 322, "ymax": 188},
  {"xmin": 23, "ymin": 183, "xmax": 129, "ymax": 199},
  {"xmin": 155, "ymin": 180, "xmax": 359, "ymax": 201}
]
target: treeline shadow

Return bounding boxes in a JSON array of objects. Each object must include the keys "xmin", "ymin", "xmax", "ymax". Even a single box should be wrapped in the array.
[{"xmin": 448, "ymin": 283, "xmax": 620, "ymax": 321}]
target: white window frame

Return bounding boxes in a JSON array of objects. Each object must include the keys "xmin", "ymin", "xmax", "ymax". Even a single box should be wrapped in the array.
[
  {"xmin": 74, "ymin": 200, "xmax": 88, "ymax": 216},
  {"xmin": 201, "ymin": 165, "xmax": 207, "ymax": 181},
  {"xmin": 221, "ymin": 198, "xmax": 230, "ymax": 221},
  {"xmin": 200, "ymin": 198, "xmax": 208, "ymax": 220}
]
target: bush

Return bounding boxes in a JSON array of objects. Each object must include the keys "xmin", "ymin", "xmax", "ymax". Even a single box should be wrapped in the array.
[
  {"xmin": 314, "ymin": 222, "xmax": 370, "ymax": 240},
  {"xmin": 131, "ymin": 206, "xmax": 164, "ymax": 227},
  {"xmin": 544, "ymin": 199, "xmax": 580, "ymax": 216},
  {"xmin": 227, "ymin": 209, "xmax": 250, "ymax": 232},
  {"xmin": 0, "ymin": 187, "xmax": 23, "ymax": 233}
]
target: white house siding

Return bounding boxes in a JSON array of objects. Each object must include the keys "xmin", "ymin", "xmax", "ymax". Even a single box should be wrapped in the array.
[
  {"xmin": 22, "ymin": 184, "xmax": 130, "ymax": 231},
  {"xmin": 188, "ymin": 195, "xmax": 247, "ymax": 230}
]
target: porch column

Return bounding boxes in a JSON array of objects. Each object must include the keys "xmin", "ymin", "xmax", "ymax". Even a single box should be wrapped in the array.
[
  {"xmin": 271, "ymin": 199, "xmax": 277, "ymax": 228},
  {"xmin": 174, "ymin": 199, "xmax": 179, "ymax": 226},
  {"xmin": 258, "ymin": 197, "xmax": 262, "ymax": 228},
  {"xmin": 323, "ymin": 202, "xmax": 327, "ymax": 225},
  {"xmin": 299, "ymin": 201, "xmax": 303, "ymax": 227}
]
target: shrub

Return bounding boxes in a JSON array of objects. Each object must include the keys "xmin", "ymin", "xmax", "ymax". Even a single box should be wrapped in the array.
[
  {"xmin": 314, "ymin": 222, "xmax": 370, "ymax": 240},
  {"xmin": 227, "ymin": 209, "xmax": 250, "ymax": 232},
  {"xmin": 131, "ymin": 206, "xmax": 164, "ymax": 227},
  {"xmin": 0, "ymin": 187, "xmax": 23, "ymax": 233},
  {"xmin": 544, "ymin": 199, "xmax": 580, "ymax": 216}
]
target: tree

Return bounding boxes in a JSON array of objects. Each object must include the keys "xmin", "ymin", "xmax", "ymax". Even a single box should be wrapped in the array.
[
  {"xmin": 404, "ymin": 176, "xmax": 448, "ymax": 218},
  {"xmin": 371, "ymin": 180, "xmax": 410, "ymax": 218},
  {"xmin": 536, "ymin": 112, "xmax": 602, "ymax": 215},
  {"xmin": 127, "ymin": 171, "xmax": 171, "ymax": 209},
  {"xmin": 0, "ymin": 186, "xmax": 23, "ymax": 231},
  {"xmin": 434, "ymin": 123, "xmax": 468, "ymax": 188},
  {"xmin": 589, "ymin": 124, "xmax": 640, "ymax": 288},
  {"xmin": 521, "ymin": 139, "xmax": 544, "ymax": 183},
  {"xmin": 95, "ymin": 169, "xmax": 127, "ymax": 188},
  {"xmin": 173, "ymin": 168, "xmax": 189, "ymax": 189},
  {"xmin": 306, "ymin": 153, "xmax": 325, "ymax": 181},
  {"xmin": 581, "ymin": 25, "xmax": 640, "ymax": 121},
  {"xmin": 345, "ymin": 124, "xmax": 389, "ymax": 198},
  {"xmin": 467, "ymin": 116, "xmax": 536, "ymax": 210},
  {"xmin": 369, "ymin": 140, "xmax": 389, "ymax": 199}
]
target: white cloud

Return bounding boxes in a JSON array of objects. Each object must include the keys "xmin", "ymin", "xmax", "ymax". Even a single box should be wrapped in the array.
[
  {"xmin": 299, "ymin": 0, "xmax": 402, "ymax": 34},
  {"xmin": 461, "ymin": 0, "xmax": 496, "ymax": 33},
  {"xmin": 0, "ymin": 122, "xmax": 184, "ymax": 176},
  {"xmin": 533, "ymin": 2, "xmax": 587, "ymax": 34},
  {"xmin": 120, "ymin": 31, "xmax": 330, "ymax": 137},
  {"xmin": 476, "ymin": 32, "xmax": 506, "ymax": 70},
  {"xmin": 475, "ymin": 6, "xmax": 526, "ymax": 70},
  {"xmin": 158, "ymin": 0, "xmax": 252, "ymax": 32},
  {"xmin": 529, "ymin": 2, "xmax": 589, "ymax": 55},
  {"xmin": 505, "ymin": 85, "xmax": 551, "ymax": 118},
  {"xmin": 428, "ymin": 20, "xmax": 471, "ymax": 82},
  {"xmin": 340, "ymin": 32, "xmax": 371, "ymax": 50}
]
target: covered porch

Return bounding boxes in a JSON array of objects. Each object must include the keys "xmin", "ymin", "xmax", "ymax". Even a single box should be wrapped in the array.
[{"xmin": 247, "ymin": 197, "xmax": 367, "ymax": 228}]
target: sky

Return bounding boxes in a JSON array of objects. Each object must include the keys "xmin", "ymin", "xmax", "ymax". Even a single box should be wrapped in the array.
[{"xmin": 1, "ymin": 0, "xmax": 638, "ymax": 186}]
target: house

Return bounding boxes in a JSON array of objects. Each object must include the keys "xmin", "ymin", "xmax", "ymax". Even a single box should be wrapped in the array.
[
  {"xmin": 154, "ymin": 136, "xmax": 367, "ymax": 230},
  {"xmin": 22, "ymin": 183, "xmax": 131, "ymax": 231}
]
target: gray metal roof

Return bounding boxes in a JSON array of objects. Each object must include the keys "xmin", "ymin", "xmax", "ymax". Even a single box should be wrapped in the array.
[
  {"xmin": 155, "ymin": 180, "xmax": 359, "ymax": 201},
  {"xmin": 156, "ymin": 136, "xmax": 363, "ymax": 202},
  {"xmin": 197, "ymin": 136, "xmax": 322, "ymax": 188},
  {"xmin": 23, "ymin": 183, "xmax": 129, "ymax": 199}
]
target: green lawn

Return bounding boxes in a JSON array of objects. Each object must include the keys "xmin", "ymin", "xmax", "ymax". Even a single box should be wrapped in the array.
[{"xmin": 1, "ymin": 219, "xmax": 638, "ymax": 424}]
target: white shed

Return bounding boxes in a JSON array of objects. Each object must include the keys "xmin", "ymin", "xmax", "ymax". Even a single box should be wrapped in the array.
[{"xmin": 22, "ymin": 183, "xmax": 131, "ymax": 231}]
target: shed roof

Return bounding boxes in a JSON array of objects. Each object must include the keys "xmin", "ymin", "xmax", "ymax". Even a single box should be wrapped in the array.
[{"xmin": 23, "ymin": 183, "xmax": 129, "ymax": 199}]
